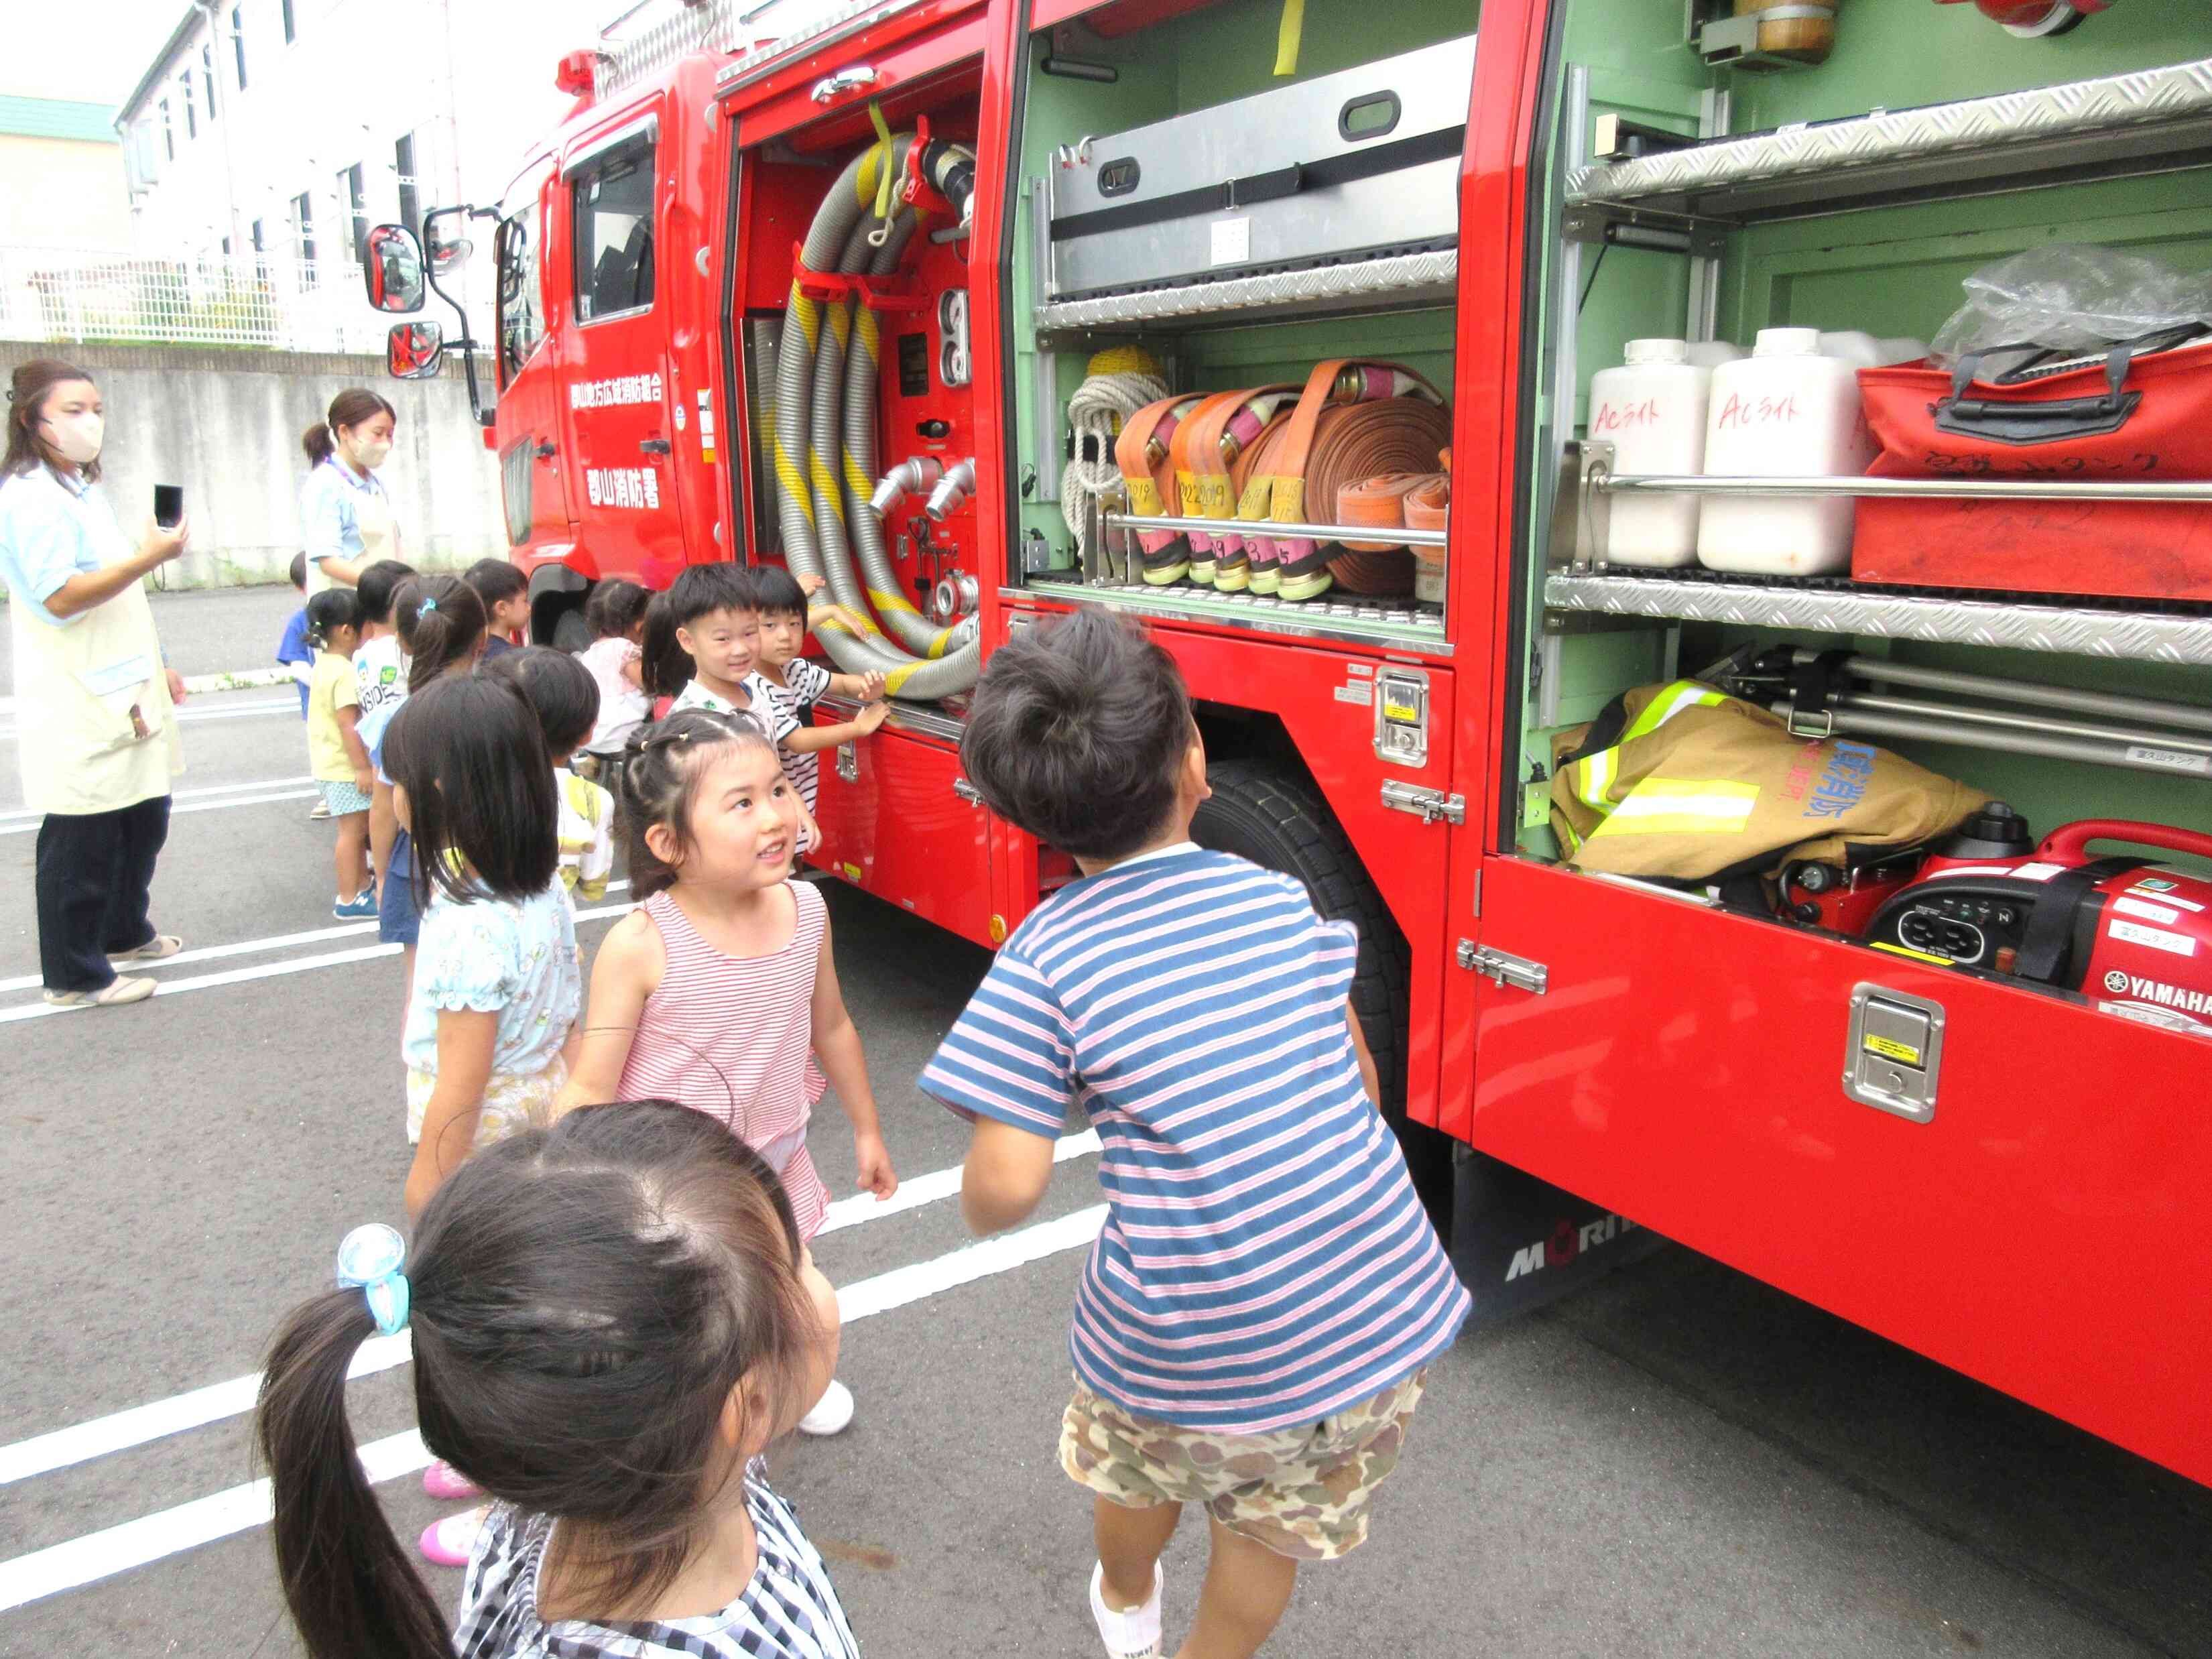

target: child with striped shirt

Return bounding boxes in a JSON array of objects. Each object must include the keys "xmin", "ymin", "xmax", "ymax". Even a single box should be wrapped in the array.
[
  {"xmin": 922, "ymin": 610, "xmax": 1470, "ymax": 1659},
  {"xmin": 751, "ymin": 565, "xmax": 887, "ymax": 816}
]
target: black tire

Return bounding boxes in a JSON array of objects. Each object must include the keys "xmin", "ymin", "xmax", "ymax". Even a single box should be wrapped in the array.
[
  {"xmin": 549, "ymin": 601, "xmax": 592, "ymax": 654},
  {"xmin": 1191, "ymin": 761, "xmax": 1453, "ymax": 1231}
]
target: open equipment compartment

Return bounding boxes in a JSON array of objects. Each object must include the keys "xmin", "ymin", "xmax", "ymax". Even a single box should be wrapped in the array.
[
  {"xmin": 1004, "ymin": 0, "xmax": 1477, "ymax": 654},
  {"xmin": 1510, "ymin": 2, "xmax": 2212, "ymax": 995}
]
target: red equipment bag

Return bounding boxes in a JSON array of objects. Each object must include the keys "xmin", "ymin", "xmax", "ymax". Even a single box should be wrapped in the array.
[{"xmin": 1852, "ymin": 326, "xmax": 2212, "ymax": 601}]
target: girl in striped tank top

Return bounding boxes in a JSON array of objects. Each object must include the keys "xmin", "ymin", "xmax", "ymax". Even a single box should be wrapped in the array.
[{"xmin": 563, "ymin": 708, "xmax": 898, "ymax": 1437}]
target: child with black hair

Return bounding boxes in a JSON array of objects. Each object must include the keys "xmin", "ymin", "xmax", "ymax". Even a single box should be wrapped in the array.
[
  {"xmin": 639, "ymin": 589, "xmax": 691, "ymax": 719},
  {"xmin": 303, "ymin": 589, "xmax": 377, "ymax": 920},
  {"xmin": 750, "ymin": 564, "xmax": 888, "ymax": 817},
  {"xmin": 352, "ymin": 556, "xmax": 417, "ymax": 727},
  {"xmin": 664, "ymin": 564, "xmax": 887, "ymax": 852},
  {"xmin": 363, "ymin": 574, "xmax": 487, "ymax": 996},
  {"xmin": 563, "ymin": 709, "xmax": 896, "ymax": 1438},
  {"xmin": 487, "ymin": 647, "xmax": 617, "ymax": 904},
  {"xmin": 465, "ymin": 557, "xmax": 530, "ymax": 659},
  {"xmin": 923, "ymin": 609, "xmax": 1470, "ymax": 1659},
  {"xmin": 576, "ymin": 577, "xmax": 653, "ymax": 776},
  {"xmin": 256, "ymin": 1100, "xmax": 859, "ymax": 1659}
]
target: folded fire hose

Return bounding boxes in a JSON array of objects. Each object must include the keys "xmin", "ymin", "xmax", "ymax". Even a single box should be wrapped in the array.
[{"xmin": 1111, "ymin": 361, "xmax": 1451, "ymax": 601}]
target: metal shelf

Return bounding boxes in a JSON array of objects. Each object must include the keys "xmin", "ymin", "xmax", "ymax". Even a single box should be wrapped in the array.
[
  {"xmin": 1034, "ymin": 249, "xmax": 1457, "ymax": 344},
  {"xmin": 1018, "ymin": 579, "xmax": 1449, "ymax": 653},
  {"xmin": 1544, "ymin": 570, "xmax": 2212, "ymax": 667},
  {"xmin": 1567, "ymin": 58, "xmax": 2212, "ymax": 227}
]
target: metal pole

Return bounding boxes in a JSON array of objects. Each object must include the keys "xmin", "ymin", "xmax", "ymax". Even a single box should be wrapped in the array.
[
  {"xmin": 1102, "ymin": 510, "xmax": 1449, "ymax": 547},
  {"xmin": 1604, "ymin": 472, "xmax": 2212, "ymax": 503},
  {"xmin": 1837, "ymin": 692, "xmax": 2212, "ymax": 757},
  {"xmin": 1798, "ymin": 649, "xmax": 2212, "ymax": 736},
  {"xmin": 1773, "ymin": 702, "xmax": 2211, "ymax": 779}
]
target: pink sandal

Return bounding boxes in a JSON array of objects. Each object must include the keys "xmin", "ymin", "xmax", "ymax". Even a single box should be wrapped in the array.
[
  {"xmin": 418, "ymin": 1503, "xmax": 489, "ymax": 1568},
  {"xmin": 422, "ymin": 1459, "xmax": 485, "ymax": 1501}
]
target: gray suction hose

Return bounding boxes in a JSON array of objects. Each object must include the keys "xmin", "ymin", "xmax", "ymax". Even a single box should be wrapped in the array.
[{"xmin": 773, "ymin": 133, "xmax": 981, "ymax": 697}]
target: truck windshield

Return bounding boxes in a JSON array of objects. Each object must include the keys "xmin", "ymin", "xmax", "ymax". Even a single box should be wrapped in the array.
[
  {"xmin": 496, "ymin": 158, "xmax": 554, "ymax": 383},
  {"xmin": 573, "ymin": 135, "xmax": 656, "ymax": 322}
]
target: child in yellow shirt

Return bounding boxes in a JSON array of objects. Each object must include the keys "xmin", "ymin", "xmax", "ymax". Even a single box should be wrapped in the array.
[{"xmin": 305, "ymin": 589, "xmax": 377, "ymax": 920}]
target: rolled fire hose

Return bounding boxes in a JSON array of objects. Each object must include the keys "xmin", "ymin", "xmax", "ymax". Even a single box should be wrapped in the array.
[
  {"xmin": 1403, "ymin": 469, "xmax": 1451, "ymax": 570},
  {"xmin": 1249, "ymin": 360, "xmax": 1451, "ymax": 599},
  {"xmin": 1337, "ymin": 474, "xmax": 1436, "ymax": 551},
  {"xmin": 1170, "ymin": 385, "xmax": 1297, "ymax": 593},
  {"xmin": 1061, "ymin": 353, "xmax": 1170, "ymax": 559},
  {"xmin": 774, "ymin": 132, "xmax": 982, "ymax": 698},
  {"xmin": 1113, "ymin": 395, "xmax": 1205, "ymax": 586}
]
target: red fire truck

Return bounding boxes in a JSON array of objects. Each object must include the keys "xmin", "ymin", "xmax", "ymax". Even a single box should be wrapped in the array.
[{"xmin": 365, "ymin": 0, "xmax": 2212, "ymax": 1487}]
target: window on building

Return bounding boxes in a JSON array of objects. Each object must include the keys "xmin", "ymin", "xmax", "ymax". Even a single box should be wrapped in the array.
[
  {"xmin": 251, "ymin": 217, "xmax": 265, "ymax": 254},
  {"xmin": 293, "ymin": 190, "xmax": 317, "ymax": 280},
  {"xmin": 221, "ymin": 235, "xmax": 232, "ymax": 257},
  {"xmin": 182, "ymin": 76, "xmax": 197, "ymax": 139},
  {"xmin": 160, "ymin": 98, "xmax": 174, "ymax": 160},
  {"xmin": 282, "ymin": 0, "xmax": 295, "ymax": 44},
  {"xmin": 202, "ymin": 44, "xmax": 217, "ymax": 119},
  {"xmin": 395, "ymin": 132, "xmax": 420, "ymax": 236},
  {"xmin": 342, "ymin": 164, "xmax": 369, "ymax": 268},
  {"xmin": 572, "ymin": 132, "xmax": 657, "ymax": 321},
  {"xmin": 232, "ymin": 7, "xmax": 247, "ymax": 88}
]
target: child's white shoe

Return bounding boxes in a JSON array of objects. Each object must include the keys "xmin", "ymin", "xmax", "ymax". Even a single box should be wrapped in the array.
[
  {"xmin": 1089, "ymin": 1561, "xmax": 1163, "ymax": 1659},
  {"xmin": 798, "ymin": 1376, "xmax": 855, "ymax": 1436}
]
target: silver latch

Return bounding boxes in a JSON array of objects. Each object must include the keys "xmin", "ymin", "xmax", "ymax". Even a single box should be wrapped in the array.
[
  {"xmin": 953, "ymin": 777, "xmax": 983, "ymax": 806},
  {"xmin": 835, "ymin": 743, "xmax": 859, "ymax": 784},
  {"xmin": 1456, "ymin": 940, "xmax": 1549, "ymax": 995},
  {"xmin": 812, "ymin": 66, "xmax": 879, "ymax": 103},
  {"xmin": 1373, "ymin": 666, "xmax": 1430, "ymax": 769},
  {"xmin": 1843, "ymin": 983, "xmax": 1944, "ymax": 1123},
  {"xmin": 1380, "ymin": 780, "xmax": 1465, "ymax": 825}
]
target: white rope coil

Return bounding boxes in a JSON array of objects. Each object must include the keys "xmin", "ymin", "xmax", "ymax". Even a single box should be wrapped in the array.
[{"xmin": 1062, "ymin": 370, "xmax": 1170, "ymax": 556}]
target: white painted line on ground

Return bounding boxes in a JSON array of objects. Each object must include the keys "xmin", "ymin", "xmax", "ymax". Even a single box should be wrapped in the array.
[
  {"xmin": 0, "ymin": 1131, "xmax": 1101, "ymax": 1485},
  {"xmin": 0, "ymin": 881, "xmax": 637, "ymax": 997},
  {"xmin": 0, "ymin": 788, "xmax": 319, "ymax": 837},
  {"xmin": 0, "ymin": 1205, "xmax": 1109, "ymax": 1611},
  {"xmin": 0, "ymin": 899, "xmax": 636, "ymax": 1024},
  {"xmin": 0, "ymin": 776, "xmax": 314, "ymax": 824},
  {"xmin": 0, "ymin": 699, "xmax": 300, "ymax": 742},
  {"xmin": 179, "ymin": 668, "xmax": 292, "ymax": 695}
]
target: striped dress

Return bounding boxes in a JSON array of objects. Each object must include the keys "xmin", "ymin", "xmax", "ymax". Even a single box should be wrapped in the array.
[{"xmin": 618, "ymin": 882, "xmax": 833, "ymax": 1239}]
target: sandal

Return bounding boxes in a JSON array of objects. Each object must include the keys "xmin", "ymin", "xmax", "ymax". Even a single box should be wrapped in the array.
[
  {"xmin": 44, "ymin": 976, "xmax": 157, "ymax": 1008},
  {"xmin": 108, "ymin": 935, "xmax": 183, "ymax": 964}
]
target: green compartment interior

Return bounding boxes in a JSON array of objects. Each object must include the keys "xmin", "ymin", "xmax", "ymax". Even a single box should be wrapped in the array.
[
  {"xmin": 1518, "ymin": 1, "xmax": 2212, "ymax": 865},
  {"xmin": 1006, "ymin": 0, "xmax": 1477, "ymax": 586}
]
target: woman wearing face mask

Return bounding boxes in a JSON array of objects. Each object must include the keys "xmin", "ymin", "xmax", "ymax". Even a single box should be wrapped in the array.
[
  {"xmin": 297, "ymin": 387, "xmax": 397, "ymax": 595},
  {"xmin": 0, "ymin": 359, "xmax": 189, "ymax": 1008}
]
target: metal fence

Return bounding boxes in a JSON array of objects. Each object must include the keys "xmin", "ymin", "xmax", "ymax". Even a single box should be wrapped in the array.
[{"xmin": 0, "ymin": 247, "xmax": 394, "ymax": 355}]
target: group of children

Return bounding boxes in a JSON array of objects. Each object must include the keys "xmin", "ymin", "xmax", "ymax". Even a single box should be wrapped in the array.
[{"xmin": 254, "ymin": 593, "xmax": 1470, "ymax": 1659}]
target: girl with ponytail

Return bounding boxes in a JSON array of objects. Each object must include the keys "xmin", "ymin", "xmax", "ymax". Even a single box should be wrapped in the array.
[
  {"xmin": 298, "ymin": 387, "xmax": 399, "ymax": 595},
  {"xmin": 257, "ymin": 1100, "xmax": 859, "ymax": 1658}
]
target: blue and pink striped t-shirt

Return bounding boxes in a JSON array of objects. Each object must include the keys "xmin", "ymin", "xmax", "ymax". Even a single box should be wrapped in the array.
[{"xmin": 920, "ymin": 843, "xmax": 1471, "ymax": 1434}]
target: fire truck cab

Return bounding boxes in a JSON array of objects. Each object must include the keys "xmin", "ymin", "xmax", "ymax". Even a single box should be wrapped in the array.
[{"xmin": 371, "ymin": 0, "xmax": 2212, "ymax": 1489}]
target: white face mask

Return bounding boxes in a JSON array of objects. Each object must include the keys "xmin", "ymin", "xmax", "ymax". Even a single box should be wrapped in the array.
[
  {"xmin": 347, "ymin": 434, "xmax": 393, "ymax": 472},
  {"xmin": 41, "ymin": 411, "xmax": 103, "ymax": 467}
]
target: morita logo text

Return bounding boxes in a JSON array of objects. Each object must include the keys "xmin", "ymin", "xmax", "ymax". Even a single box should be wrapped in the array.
[
  {"xmin": 1505, "ymin": 1213, "xmax": 1640, "ymax": 1282},
  {"xmin": 2103, "ymin": 969, "xmax": 2212, "ymax": 1016}
]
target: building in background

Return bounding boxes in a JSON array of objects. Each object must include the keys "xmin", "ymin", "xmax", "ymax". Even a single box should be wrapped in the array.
[
  {"xmin": 115, "ymin": 0, "xmax": 615, "ymax": 299},
  {"xmin": 0, "ymin": 97, "xmax": 133, "ymax": 250}
]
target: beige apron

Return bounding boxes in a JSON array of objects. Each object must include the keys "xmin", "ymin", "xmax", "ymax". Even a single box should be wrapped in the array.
[
  {"xmin": 13, "ymin": 572, "xmax": 182, "ymax": 816},
  {"xmin": 305, "ymin": 466, "xmax": 399, "ymax": 595}
]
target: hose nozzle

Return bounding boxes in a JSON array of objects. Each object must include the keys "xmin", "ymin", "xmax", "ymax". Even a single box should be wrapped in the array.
[
  {"xmin": 870, "ymin": 455, "xmax": 944, "ymax": 515},
  {"xmin": 924, "ymin": 456, "xmax": 978, "ymax": 521}
]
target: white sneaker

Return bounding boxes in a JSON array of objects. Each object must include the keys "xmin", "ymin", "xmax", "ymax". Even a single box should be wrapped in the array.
[
  {"xmin": 798, "ymin": 1376, "xmax": 855, "ymax": 1436},
  {"xmin": 1089, "ymin": 1561, "xmax": 1163, "ymax": 1659}
]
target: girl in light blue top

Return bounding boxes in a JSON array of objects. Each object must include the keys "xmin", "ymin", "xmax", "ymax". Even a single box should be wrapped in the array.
[{"xmin": 298, "ymin": 387, "xmax": 397, "ymax": 594}]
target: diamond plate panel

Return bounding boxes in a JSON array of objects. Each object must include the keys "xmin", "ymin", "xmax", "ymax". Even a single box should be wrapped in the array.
[
  {"xmin": 1544, "ymin": 574, "xmax": 2212, "ymax": 666},
  {"xmin": 1570, "ymin": 58, "xmax": 2212, "ymax": 210},
  {"xmin": 1034, "ymin": 250, "xmax": 1459, "ymax": 333}
]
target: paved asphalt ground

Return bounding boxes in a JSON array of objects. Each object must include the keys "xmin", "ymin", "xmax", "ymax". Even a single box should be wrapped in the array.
[{"xmin": 1, "ymin": 587, "xmax": 2209, "ymax": 1658}]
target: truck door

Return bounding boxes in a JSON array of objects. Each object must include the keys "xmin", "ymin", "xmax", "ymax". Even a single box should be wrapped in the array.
[
  {"xmin": 492, "ymin": 156, "xmax": 573, "ymax": 580},
  {"xmin": 558, "ymin": 102, "xmax": 689, "ymax": 589}
]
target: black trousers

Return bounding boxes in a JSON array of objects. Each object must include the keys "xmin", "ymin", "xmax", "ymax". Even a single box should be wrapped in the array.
[{"xmin": 34, "ymin": 794, "xmax": 172, "ymax": 993}]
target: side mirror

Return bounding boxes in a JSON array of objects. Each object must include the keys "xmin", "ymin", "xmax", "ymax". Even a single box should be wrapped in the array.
[
  {"xmin": 429, "ymin": 233, "xmax": 475, "ymax": 275},
  {"xmin": 365, "ymin": 224, "xmax": 426, "ymax": 313},
  {"xmin": 387, "ymin": 320, "xmax": 446, "ymax": 381}
]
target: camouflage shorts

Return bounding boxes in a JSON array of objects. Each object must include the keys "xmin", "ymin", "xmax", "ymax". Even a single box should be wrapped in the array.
[{"xmin": 1058, "ymin": 1369, "xmax": 1427, "ymax": 1562}]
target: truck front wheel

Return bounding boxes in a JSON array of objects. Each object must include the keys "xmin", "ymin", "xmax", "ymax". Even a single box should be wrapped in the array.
[{"xmin": 1190, "ymin": 760, "xmax": 1453, "ymax": 1231}]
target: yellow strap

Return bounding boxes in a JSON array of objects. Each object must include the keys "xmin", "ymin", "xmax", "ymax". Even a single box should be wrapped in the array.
[
  {"xmin": 867, "ymin": 102, "xmax": 896, "ymax": 227},
  {"xmin": 1273, "ymin": 0, "xmax": 1304, "ymax": 75}
]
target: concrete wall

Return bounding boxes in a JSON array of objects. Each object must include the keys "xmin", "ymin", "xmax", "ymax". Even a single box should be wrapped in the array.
[{"xmin": 0, "ymin": 342, "xmax": 506, "ymax": 589}]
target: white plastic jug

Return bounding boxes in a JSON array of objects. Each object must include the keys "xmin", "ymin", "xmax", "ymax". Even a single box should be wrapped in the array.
[
  {"xmin": 1817, "ymin": 330, "xmax": 1885, "ymax": 370},
  {"xmin": 1697, "ymin": 326, "xmax": 1878, "ymax": 577},
  {"xmin": 1589, "ymin": 339, "xmax": 1711, "ymax": 568}
]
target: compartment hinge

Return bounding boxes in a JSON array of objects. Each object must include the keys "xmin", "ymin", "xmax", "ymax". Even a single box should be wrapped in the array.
[
  {"xmin": 1456, "ymin": 940, "xmax": 1549, "ymax": 996},
  {"xmin": 1380, "ymin": 780, "xmax": 1464, "ymax": 825},
  {"xmin": 953, "ymin": 777, "xmax": 984, "ymax": 806}
]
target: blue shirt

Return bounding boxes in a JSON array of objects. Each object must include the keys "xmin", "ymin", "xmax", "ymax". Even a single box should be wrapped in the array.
[
  {"xmin": 920, "ymin": 845, "xmax": 1471, "ymax": 1432},
  {"xmin": 0, "ymin": 465, "xmax": 131, "ymax": 629},
  {"xmin": 276, "ymin": 607, "xmax": 312, "ymax": 717},
  {"xmin": 402, "ymin": 878, "xmax": 580, "ymax": 1079},
  {"xmin": 298, "ymin": 456, "xmax": 387, "ymax": 573}
]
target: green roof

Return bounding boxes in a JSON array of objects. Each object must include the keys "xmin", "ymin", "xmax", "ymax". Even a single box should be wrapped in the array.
[{"xmin": 0, "ymin": 97, "xmax": 121, "ymax": 145}]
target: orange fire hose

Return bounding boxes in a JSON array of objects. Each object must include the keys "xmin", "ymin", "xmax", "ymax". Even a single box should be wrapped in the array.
[
  {"xmin": 1113, "ymin": 394, "xmax": 1204, "ymax": 587},
  {"xmin": 1172, "ymin": 385, "xmax": 1298, "ymax": 593}
]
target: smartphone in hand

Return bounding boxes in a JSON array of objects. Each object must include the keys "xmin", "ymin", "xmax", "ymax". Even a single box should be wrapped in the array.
[{"xmin": 153, "ymin": 485, "xmax": 184, "ymax": 530}]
